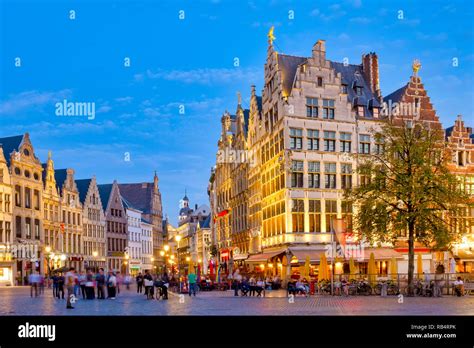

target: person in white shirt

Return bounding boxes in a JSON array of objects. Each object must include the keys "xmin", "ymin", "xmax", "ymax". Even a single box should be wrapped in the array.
[{"xmin": 454, "ymin": 277, "xmax": 464, "ymax": 297}]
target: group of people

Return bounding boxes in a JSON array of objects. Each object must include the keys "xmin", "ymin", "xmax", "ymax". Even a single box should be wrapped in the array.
[
  {"xmin": 27, "ymin": 271, "xmax": 46, "ymax": 297},
  {"xmin": 47, "ymin": 268, "xmax": 130, "ymax": 308},
  {"xmin": 135, "ymin": 270, "xmax": 170, "ymax": 300},
  {"xmin": 231, "ymin": 275, "xmax": 267, "ymax": 297}
]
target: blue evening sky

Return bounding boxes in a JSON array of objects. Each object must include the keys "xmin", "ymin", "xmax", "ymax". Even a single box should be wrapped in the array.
[{"xmin": 1, "ymin": 0, "xmax": 473, "ymax": 225}]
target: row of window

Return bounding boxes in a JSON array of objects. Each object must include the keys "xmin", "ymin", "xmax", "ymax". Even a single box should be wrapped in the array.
[
  {"xmin": 0, "ymin": 193, "xmax": 11, "ymax": 213},
  {"xmin": 13, "ymin": 167, "xmax": 40, "ymax": 181},
  {"xmin": 290, "ymin": 161, "xmax": 353, "ymax": 189},
  {"xmin": 290, "ymin": 128, "xmax": 382, "ymax": 154},
  {"xmin": 15, "ymin": 216, "xmax": 41, "ymax": 239},
  {"xmin": 305, "ymin": 98, "xmax": 335, "ymax": 119},
  {"xmin": 44, "ymin": 230, "xmax": 81, "ymax": 254},
  {"xmin": 14, "ymin": 186, "xmax": 41, "ymax": 210}
]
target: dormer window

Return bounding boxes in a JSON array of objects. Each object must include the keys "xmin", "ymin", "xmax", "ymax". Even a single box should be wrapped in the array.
[
  {"xmin": 372, "ymin": 108, "xmax": 379, "ymax": 118},
  {"xmin": 341, "ymin": 84, "xmax": 348, "ymax": 94},
  {"xmin": 23, "ymin": 149, "xmax": 30, "ymax": 156},
  {"xmin": 357, "ymin": 106, "xmax": 365, "ymax": 117},
  {"xmin": 317, "ymin": 77, "xmax": 323, "ymax": 87},
  {"xmin": 355, "ymin": 86, "xmax": 363, "ymax": 96}
]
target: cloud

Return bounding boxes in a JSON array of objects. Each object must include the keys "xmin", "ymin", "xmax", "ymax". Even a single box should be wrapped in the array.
[
  {"xmin": 0, "ymin": 89, "xmax": 72, "ymax": 115},
  {"xmin": 338, "ymin": 33, "xmax": 350, "ymax": 40},
  {"xmin": 115, "ymin": 96, "xmax": 133, "ymax": 103},
  {"xmin": 350, "ymin": 17, "xmax": 372, "ymax": 24},
  {"xmin": 141, "ymin": 98, "xmax": 224, "ymax": 118},
  {"xmin": 416, "ymin": 32, "xmax": 448, "ymax": 41},
  {"xmin": 97, "ymin": 104, "xmax": 112, "ymax": 113},
  {"xmin": 309, "ymin": 6, "xmax": 346, "ymax": 21},
  {"xmin": 140, "ymin": 67, "xmax": 260, "ymax": 85}
]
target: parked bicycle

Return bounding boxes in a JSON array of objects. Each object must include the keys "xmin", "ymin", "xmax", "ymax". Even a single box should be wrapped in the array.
[
  {"xmin": 347, "ymin": 280, "xmax": 372, "ymax": 296},
  {"xmin": 374, "ymin": 280, "xmax": 399, "ymax": 296}
]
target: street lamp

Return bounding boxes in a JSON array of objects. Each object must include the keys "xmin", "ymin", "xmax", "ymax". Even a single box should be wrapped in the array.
[
  {"xmin": 164, "ymin": 245, "xmax": 170, "ymax": 252},
  {"xmin": 175, "ymin": 235, "xmax": 182, "ymax": 292},
  {"xmin": 44, "ymin": 246, "xmax": 52, "ymax": 278},
  {"xmin": 92, "ymin": 251, "xmax": 98, "ymax": 272}
]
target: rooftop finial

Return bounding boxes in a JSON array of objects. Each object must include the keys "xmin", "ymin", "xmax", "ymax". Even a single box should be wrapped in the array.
[
  {"xmin": 268, "ymin": 26, "xmax": 276, "ymax": 45},
  {"xmin": 48, "ymin": 150, "xmax": 52, "ymax": 160},
  {"xmin": 412, "ymin": 59, "xmax": 421, "ymax": 76},
  {"xmin": 237, "ymin": 91, "xmax": 242, "ymax": 105}
]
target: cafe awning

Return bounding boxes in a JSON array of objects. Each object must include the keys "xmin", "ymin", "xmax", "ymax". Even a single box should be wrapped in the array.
[
  {"xmin": 360, "ymin": 248, "xmax": 403, "ymax": 261},
  {"xmin": 288, "ymin": 249, "xmax": 327, "ymax": 263},
  {"xmin": 246, "ymin": 249, "xmax": 286, "ymax": 263},
  {"xmin": 453, "ymin": 250, "xmax": 474, "ymax": 261}
]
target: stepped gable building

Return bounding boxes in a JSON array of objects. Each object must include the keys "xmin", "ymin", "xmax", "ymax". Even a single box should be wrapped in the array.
[
  {"xmin": 41, "ymin": 152, "xmax": 61, "ymax": 273},
  {"xmin": 118, "ymin": 172, "xmax": 163, "ymax": 267},
  {"xmin": 98, "ymin": 181, "xmax": 127, "ymax": 272},
  {"xmin": 121, "ymin": 196, "xmax": 143, "ymax": 276},
  {"xmin": 383, "ymin": 65, "xmax": 447, "ymax": 272},
  {"xmin": 446, "ymin": 115, "xmax": 474, "ymax": 273},
  {"xmin": 0, "ymin": 134, "xmax": 45, "ymax": 283},
  {"xmin": 76, "ymin": 177, "xmax": 107, "ymax": 271},
  {"xmin": 54, "ymin": 168, "xmax": 83, "ymax": 271},
  {"xmin": 383, "ymin": 61, "xmax": 443, "ymax": 130},
  {"xmin": 0, "ymin": 146, "xmax": 13, "ymax": 285},
  {"xmin": 212, "ymin": 34, "xmax": 411, "ymax": 281}
]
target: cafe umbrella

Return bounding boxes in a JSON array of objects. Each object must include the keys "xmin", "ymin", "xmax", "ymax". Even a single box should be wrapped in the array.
[
  {"xmin": 349, "ymin": 257, "xmax": 356, "ymax": 280},
  {"xmin": 417, "ymin": 254, "xmax": 423, "ymax": 278},
  {"xmin": 390, "ymin": 256, "xmax": 398, "ymax": 281},
  {"xmin": 319, "ymin": 254, "xmax": 329, "ymax": 281},
  {"xmin": 303, "ymin": 255, "xmax": 311, "ymax": 280},
  {"xmin": 368, "ymin": 252, "xmax": 376, "ymax": 286}
]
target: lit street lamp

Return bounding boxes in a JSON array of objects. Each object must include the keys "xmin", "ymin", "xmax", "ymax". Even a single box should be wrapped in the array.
[{"xmin": 175, "ymin": 235, "xmax": 182, "ymax": 292}]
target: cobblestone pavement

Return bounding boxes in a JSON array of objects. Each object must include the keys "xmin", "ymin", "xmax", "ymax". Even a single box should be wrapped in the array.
[{"xmin": 1, "ymin": 286, "xmax": 473, "ymax": 316}]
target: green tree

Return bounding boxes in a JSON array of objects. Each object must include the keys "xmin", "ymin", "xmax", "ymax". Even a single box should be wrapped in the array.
[{"xmin": 345, "ymin": 119, "xmax": 471, "ymax": 295}]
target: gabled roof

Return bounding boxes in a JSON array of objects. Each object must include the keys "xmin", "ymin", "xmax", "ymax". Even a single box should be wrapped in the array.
[
  {"xmin": 54, "ymin": 169, "xmax": 68, "ymax": 192},
  {"xmin": 383, "ymin": 85, "xmax": 407, "ymax": 104},
  {"xmin": 121, "ymin": 195, "xmax": 142, "ymax": 212},
  {"xmin": 277, "ymin": 54, "xmax": 307, "ymax": 96},
  {"xmin": 256, "ymin": 96, "xmax": 263, "ymax": 112},
  {"xmin": 0, "ymin": 135, "xmax": 24, "ymax": 166},
  {"xmin": 97, "ymin": 184, "xmax": 113, "ymax": 211},
  {"xmin": 331, "ymin": 61, "xmax": 381, "ymax": 114},
  {"xmin": 445, "ymin": 126, "xmax": 454, "ymax": 138},
  {"xmin": 141, "ymin": 217, "xmax": 152, "ymax": 225},
  {"xmin": 200, "ymin": 214, "xmax": 211, "ymax": 229},
  {"xmin": 75, "ymin": 179, "xmax": 92, "ymax": 204},
  {"xmin": 117, "ymin": 183, "xmax": 153, "ymax": 215}
]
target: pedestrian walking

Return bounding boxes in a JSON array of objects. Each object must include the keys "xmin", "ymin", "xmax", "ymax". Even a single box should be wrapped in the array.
[
  {"xmin": 85, "ymin": 270, "xmax": 95, "ymax": 299},
  {"xmin": 65, "ymin": 268, "xmax": 76, "ymax": 309},
  {"xmin": 143, "ymin": 270, "xmax": 154, "ymax": 299},
  {"xmin": 79, "ymin": 272, "xmax": 87, "ymax": 299},
  {"xmin": 29, "ymin": 271, "xmax": 39, "ymax": 297},
  {"xmin": 124, "ymin": 274, "xmax": 131, "ymax": 290},
  {"xmin": 188, "ymin": 271, "xmax": 197, "ymax": 297},
  {"xmin": 116, "ymin": 272, "xmax": 123, "ymax": 294},
  {"xmin": 107, "ymin": 271, "xmax": 117, "ymax": 299},
  {"xmin": 39, "ymin": 274, "xmax": 45, "ymax": 295},
  {"xmin": 96, "ymin": 268, "xmax": 106, "ymax": 299},
  {"xmin": 136, "ymin": 272, "xmax": 144, "ymax": 293},
  {"xmin": 52, "ymin": 273, "xmax": 59, "ymax": 298},
  {"xmin": 58, "ymin": 273, "xmax": 65, "ymax": 299},
  {"xmin": 161, "ymin": 272, "xmax": 169, "ymax": 300}
]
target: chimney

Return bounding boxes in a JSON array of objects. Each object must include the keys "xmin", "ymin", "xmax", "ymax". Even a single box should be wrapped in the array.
[
  {"xmin": 312, "ymin": 39, "xmax": 326, "ymax": 66},
  {"xmin": 362, "ymin": 52, "xmax": 381, "ymax": 99}
]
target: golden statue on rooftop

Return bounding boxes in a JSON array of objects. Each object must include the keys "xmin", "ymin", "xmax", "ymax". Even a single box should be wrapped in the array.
[
  {"xmin": 268, "ymin": 26, "xmax": 276, "ymax": 45},
  {"xmin": 412, "ymin": 59, "xmax": 421, "ymax": 75}
]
